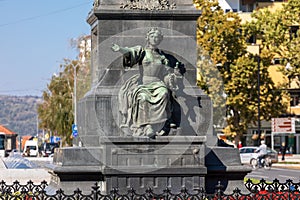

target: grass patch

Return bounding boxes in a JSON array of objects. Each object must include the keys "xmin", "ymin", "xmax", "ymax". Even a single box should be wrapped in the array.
[
  {"xmin": 244, "ymin": 178, "xmax": 272, "ymax": 184},
  {"xmin": 244, "ymin": 178, "xmax": 260, "ymax": 184}
]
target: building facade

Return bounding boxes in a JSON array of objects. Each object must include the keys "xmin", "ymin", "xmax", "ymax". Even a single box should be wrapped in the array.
[{"xmin": 0, "ymin": 125, "xmax": 18, "ymax": 156}]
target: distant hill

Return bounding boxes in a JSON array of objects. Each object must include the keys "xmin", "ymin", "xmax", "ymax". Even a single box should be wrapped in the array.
[{"xmin": 0, "ymin": 95, "xmax": 42, "ymax": 136}]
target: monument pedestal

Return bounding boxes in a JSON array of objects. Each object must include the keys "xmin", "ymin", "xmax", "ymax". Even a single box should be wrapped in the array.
[
  {"xmin": 205, "ymin": 147, "xmax": 252, "ymax": 194},
  {"xmin": 48, "ymin": 136, "xmax": 207, "ymax": 194},
  {"xmin": 47, "ymin": 0, "xmax": 251, "ymax": 194},
  {"xmin": 102, "ymin": 136, "xmax": 206, "ymax": 193},
  {"xmin": 46, "ymin": 147, "xmax": 103, "ymax": 194}
]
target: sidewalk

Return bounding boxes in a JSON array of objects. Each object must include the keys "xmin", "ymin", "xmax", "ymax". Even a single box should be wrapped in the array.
[
  {"xmin": 272, "ymin": 154, "xmax": 300, "ymax": 169},
  {"xmin": 0, "ymin": 157, "xmax": 51, "ymax": 184}
]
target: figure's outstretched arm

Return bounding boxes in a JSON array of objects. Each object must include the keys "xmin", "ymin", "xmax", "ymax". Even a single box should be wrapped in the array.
[
  {"xmin": 111, "ymin": 44, "xmax": 130, "ymax": 54},
  {"xmin": 112, "ymin": 45, "xmax": 143, "ymax": 68}
]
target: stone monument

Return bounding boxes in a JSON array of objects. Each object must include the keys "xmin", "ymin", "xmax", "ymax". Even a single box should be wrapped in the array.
[{"xmin": 47, "ymin": 0, "xmax": 251, "ymax": 194}]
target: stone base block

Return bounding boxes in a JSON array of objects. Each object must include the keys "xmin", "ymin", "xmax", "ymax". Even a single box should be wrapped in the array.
[
  {"xmin": 48, "ymin": 136, "xmax": 207, "ymax": 194},
  {"xmin": 205, "ymin": 147, "xmax": 252, "ymax": 194}
]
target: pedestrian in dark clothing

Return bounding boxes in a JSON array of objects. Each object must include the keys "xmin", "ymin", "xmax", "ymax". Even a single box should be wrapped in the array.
[{"xmin": 280, "ymin": 142, "xmax": 287, "ymax": 161}]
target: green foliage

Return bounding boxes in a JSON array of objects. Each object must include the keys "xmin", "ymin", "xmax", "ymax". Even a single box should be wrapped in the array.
[
  {"xmin": 277, "ymin": 0, "xmax": 300, "ymax": 84},
  {"xmin": 195, "ymin": 0, "xmax": 287, "ymax": 139},
  {"xmin": 38, "ymin": 61, "xmax": 90, "ymax": 146},
  {"xmin": 38, "ymin": 35, "xmax": 91, "ymax": 146},
  {"xmin": 38, "ymin": 62, "xmax": 74, "ymax": 145},
  {"xmin": 245, "ymin": 0, "xmax": 300, "ymax": 85},
  {"xmin": 195, "ymin": 0, "xmax": 246, "ymax": 67}
]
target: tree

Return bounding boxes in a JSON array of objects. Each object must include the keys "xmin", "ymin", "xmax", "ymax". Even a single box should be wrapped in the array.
[
  {"xmin": 38, "ymin": 61, "xmax": 74, "ymax": 145},
  {"xmin": 244, "ymin": 0, "xmax": 300, "ymax": 104},
  {"xmin": 38, "ymin": 36, "xmax": 91, "ymax": 146},
  {"xmin": 277, "ymin": 0, "xmax": 300, "ymax": 81},
  {"xmin": 71, "ymin": 35, "xmax": 91, "ymax": 99},
  {"xmin": 195, "ymin": 0, "xmax": 287, "ymax": 140},
  {"xmin": 246, "ymin": 0, "xmax": 300, "ymax": 86}
]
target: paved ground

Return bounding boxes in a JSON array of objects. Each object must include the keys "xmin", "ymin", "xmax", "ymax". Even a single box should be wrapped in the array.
[
  {"xmin": 0, "ymin": 155, "xmax": 51, "ymax": 184},
  {"xmin": 0, "ymin": 154, "xmax": 299, "ymax": 184},
  {"xmin": 272, "ymin": 154, "xmax": 300, "ymax": 169}
]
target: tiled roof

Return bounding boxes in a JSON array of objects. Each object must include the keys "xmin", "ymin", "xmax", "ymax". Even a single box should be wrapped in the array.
[{"xmin": 0, "ymin": 125, "xmax": 16, "ymax": 135}]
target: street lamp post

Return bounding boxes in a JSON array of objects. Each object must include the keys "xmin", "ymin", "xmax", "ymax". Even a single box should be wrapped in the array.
[
  {"xmin": 71, "ymin": 62, "xmax": 80, "ymax": 135},
  {"xmin": 257, "ymin": 55, "xmax": 261, "ymax": 146},
  {"xmin": 74, "ymin": 63, "xmax": 77, "ymax": 127},
  {"xmin": 286, "ymin": 62, "xmax": 292, "ymax": 114}
]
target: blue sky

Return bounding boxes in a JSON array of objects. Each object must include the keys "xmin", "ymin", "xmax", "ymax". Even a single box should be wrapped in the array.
[{"xmin": 0, "ymin": 0, "xmax": 93, "ymax": 96}]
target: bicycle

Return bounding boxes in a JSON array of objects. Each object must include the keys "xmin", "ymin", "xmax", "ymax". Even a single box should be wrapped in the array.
[{"xmin": 250, "ymin": 155, "xmax": 272, "ymax": 170}]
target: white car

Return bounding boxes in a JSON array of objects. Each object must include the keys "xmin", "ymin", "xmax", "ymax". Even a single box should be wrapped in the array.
[
  {"xmin": 239, "ymin": 146, "xmax": 278, "ymax": 164},
  {"xmin": 23, "ymin": 140, "xmax": 39, "ymax": 157}
]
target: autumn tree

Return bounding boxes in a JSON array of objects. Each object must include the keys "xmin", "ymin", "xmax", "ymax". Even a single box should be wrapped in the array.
[
  {"xmin": 246, "ymin": 0, "xmax": 300, "ymax": 86},
  {"xmin": 195, "ymin": 0, "xmax": 287, "ymax": 141},
  {"xmin": 281, "ymin": 0, "xmax": 300, "ymax": 82},
  {"xmin": 38, "ymin": 36, "xmax": 91, "ymax": 146},
  {"xmin": 71, "ymin": 35, "xmax": 91, "ymax": 99},
  {"xmin": 38, "ymin": 61, "xmax": 75, "ymax": 145}
]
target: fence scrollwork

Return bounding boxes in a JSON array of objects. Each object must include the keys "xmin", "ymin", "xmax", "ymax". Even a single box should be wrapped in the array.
[{"xmin": 0, "ymin": 179, "xmax": 300, "ymax": 199}]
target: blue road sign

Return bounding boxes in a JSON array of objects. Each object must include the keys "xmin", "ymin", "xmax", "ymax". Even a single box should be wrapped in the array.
[
  {"xmin": 50, "ymin": 136, "xmax": 61, "ymax": 143},
  {"xmin": 72, "ymin": 124, "xmax": 78, "ymax": 137}
]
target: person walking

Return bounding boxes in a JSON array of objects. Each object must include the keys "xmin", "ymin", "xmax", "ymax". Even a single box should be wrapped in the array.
[
  {"xmin": 280, "ymin": 142, "xmax": 287, "ymax": 161},
  {"xmin": 238, "ymin": 141, "xmax": 243, "ymax": 149}
]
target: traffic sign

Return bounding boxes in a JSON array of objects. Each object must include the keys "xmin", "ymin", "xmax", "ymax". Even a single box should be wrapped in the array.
[
  {"xmin": 50, "ymin": 136, "xmax": 61, "ymax": 143},
  {"xmin": 72, "ymin": 124, "xmax": 78, "ymax": 137},
  {"xmin": 271, "ymin": 118, "xmax": 295, "ymax": 134}
]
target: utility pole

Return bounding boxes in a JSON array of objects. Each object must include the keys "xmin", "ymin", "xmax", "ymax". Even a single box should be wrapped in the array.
[
  {"xmin": 257, "ymin": 55, "xmax": 261, "ymax": 146},
  {"xmin": 70, "ymin": 61, "xmax": 82, "ymax": 146},
  {"xmin": 74, "ymin": 63, "xmax": 77, "ymax": 127}
]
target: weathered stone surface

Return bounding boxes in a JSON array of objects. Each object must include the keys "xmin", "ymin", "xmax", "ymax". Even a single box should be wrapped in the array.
[
  {"xmin": 50, "ymin": 137, "xmax": 207, "ymax": 193},
  {"xmin": 205, "ymin": 147, "xmax": 252, "ymax": 194},
  {"xmin": 49, "ymin": 0, "xmax": 250, "ymax": 195}
]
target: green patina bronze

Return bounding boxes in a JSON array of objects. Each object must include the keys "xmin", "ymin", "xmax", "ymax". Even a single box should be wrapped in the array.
[{"xmin": 112, "ymin": 28, "xmax": 183, "ymax": 138}]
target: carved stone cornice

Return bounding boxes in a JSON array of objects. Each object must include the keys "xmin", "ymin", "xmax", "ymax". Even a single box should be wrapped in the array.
[{"xmin": 120, "ymin": 0, "xmax": 176, "ymax": 10}]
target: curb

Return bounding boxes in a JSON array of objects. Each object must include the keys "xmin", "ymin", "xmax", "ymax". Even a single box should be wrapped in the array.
[{"xmin": 272, "ymin": 164, "xmax": 300, "ymax": 170}]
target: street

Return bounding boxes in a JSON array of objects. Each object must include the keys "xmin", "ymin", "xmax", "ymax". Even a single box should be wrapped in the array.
[{"xmin": 246, "ymin": 167, "xmax": 300, "ymax": 183}]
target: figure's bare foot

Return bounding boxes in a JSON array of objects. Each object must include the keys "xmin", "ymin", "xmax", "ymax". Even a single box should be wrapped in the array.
[
  {"xmin": 145, "ymin": 125, "xmax": 156, "ymax": 139},
  {"xmin": 156, "ymin": 129, "xmax": 167, "ymax": 136},
  {"xmin": 156, "ymin": 121, "xmax": 171, "ymax": 136}
]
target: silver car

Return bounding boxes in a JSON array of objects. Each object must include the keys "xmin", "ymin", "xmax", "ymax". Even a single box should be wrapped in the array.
[{"xmin": 239, "ymin": 146, "xmax": 278, "ymax": 164}]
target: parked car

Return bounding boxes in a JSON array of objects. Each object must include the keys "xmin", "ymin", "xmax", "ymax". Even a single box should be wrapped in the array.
[
  {"xmin": 23, "ymin": 140, "xmax": 39, "ymax": 157},
  {"xmin": 39, "ymin": 142, "xmax": 59, "ymax": 157},
  {"xmin": 239, "ymin": 146, "xmax": 278, "ymax": 164}
]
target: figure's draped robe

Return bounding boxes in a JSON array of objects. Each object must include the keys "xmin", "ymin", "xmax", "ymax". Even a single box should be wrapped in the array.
[{"xmin": 118, "ymin": 46, "xmax": 173, "ymax": 136}]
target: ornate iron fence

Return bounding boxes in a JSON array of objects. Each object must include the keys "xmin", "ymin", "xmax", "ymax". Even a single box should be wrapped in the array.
[{"xmin": 0, "ymin": 179, "xmax": 300, "ymax": 199}]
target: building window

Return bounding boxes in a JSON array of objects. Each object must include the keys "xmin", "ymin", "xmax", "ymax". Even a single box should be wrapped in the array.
[
  {"xmin": 241, "ymin": 0, "xmax": 263, "ymax": 12},
  {"xmin": 246, "ymin": 35, "xmax": 256, "ymax": 44},
  {"xmin": 290, "ymin": 95, "xmax": 300, "ymax": 107},
  {"xmin": 289, "ymin": 90, "xmax": 300, "ymax": 107},
  {"xmin": 272, "ymin": 58, "xmax": 281, "ymax": 65},
  {"xmin": 290, "ymin": 26, "xmax": 299, "ymax": 40}
]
